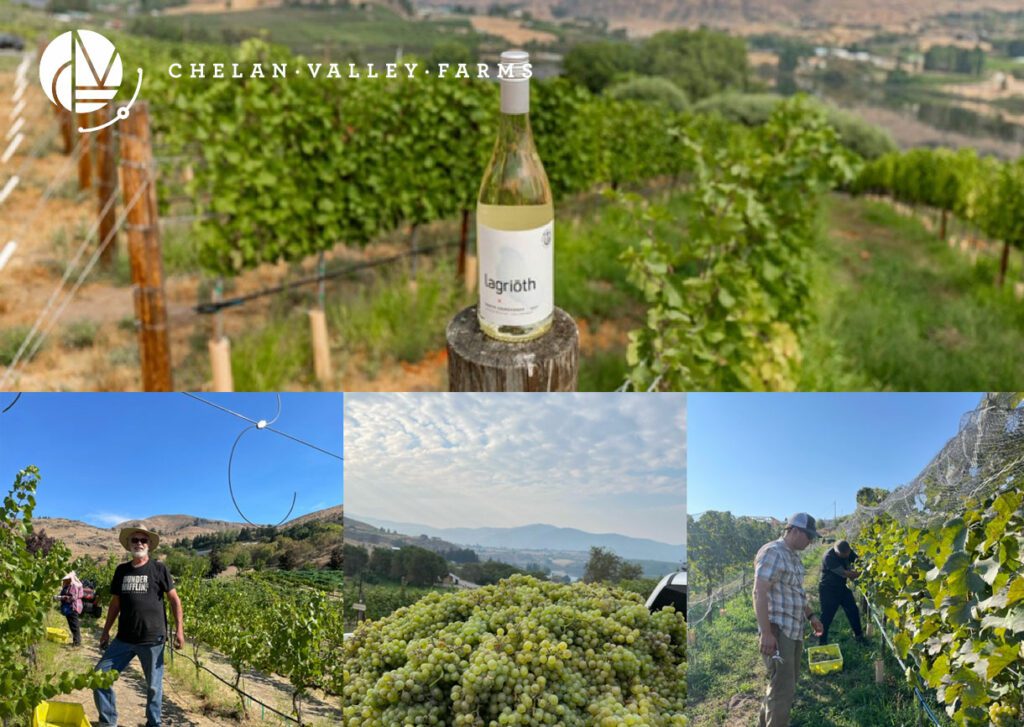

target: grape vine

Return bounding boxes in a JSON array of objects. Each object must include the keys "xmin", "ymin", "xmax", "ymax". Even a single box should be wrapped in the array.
[
  {"xmin": 0, "ymin": 466, "xmax": 118, "ymax": 726},
  {"xmin": 851, "ymin": 146, "xmax": 1024, "ymax": 286},
  {"xmin": 857, "ymin": 488, "xmax": 1024, "ymax": 726},
  {"xmin": 174, "ymin": 572, "xmax": 343, "ymax": 722},
  {"xmin": 621, "ymin": 97, "xmax": 857, "ymax": 391}
]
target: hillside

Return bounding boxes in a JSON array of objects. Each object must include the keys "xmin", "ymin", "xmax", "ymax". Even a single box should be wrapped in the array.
[
  {"xmin": 415, "ymin": 0, "xmax": 1024, "ymax": 35},
  {"xmin": 344, "ymin": 516, "xmax": 464, "ymax": 553},
  {"xmin": 283, "ymin": 504, "xmax": 343, "ymax": 529},
  {"xmin": 36, "ymin": 507, "xmax": 342, "ymax": 559}
]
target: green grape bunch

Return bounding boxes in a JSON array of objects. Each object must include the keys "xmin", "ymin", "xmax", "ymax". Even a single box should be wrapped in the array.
[{"xmin": 343, "ymin": 575, "xmax": 687, "ymax": 726}]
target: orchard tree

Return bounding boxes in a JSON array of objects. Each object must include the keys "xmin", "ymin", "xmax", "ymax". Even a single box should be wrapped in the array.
[{"xmin": 582, "ymin": 546, "xmax": 643, "ymax": 583}]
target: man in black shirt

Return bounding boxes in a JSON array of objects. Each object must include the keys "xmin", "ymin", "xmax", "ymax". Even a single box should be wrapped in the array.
[
  {"xmin": 93, "ymin": 526, "xmax": 185, "ymax": 727},
  {"xmin": 818, "ymin": 540, "xmax": 865, "ymax": 646}
]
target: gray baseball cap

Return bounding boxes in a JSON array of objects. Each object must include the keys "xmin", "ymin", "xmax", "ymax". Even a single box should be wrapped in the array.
[{"xmin": 786, "ymin": 512, "xmax": 819, "ymax": 539}]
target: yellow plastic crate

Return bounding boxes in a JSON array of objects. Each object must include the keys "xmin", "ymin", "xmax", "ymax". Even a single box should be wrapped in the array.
[
  {"xmin": 32, "ymin": 702, "xmax": 90, "ymax": 727},
  {"xmin": 807, "ymin": 643, "xmax": 843, "ymax": 675},
  {"xmin": 44, "ymin": 627, "xmax": 70, "ymax": 644}
]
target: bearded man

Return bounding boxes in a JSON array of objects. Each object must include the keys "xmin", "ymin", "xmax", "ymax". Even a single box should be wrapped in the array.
[{"xmin": 93, "ymin": 525, "xmax": 185, "ymax": 727}]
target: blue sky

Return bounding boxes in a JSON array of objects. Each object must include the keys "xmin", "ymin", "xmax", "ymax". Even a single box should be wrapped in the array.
[
  {"xmin": 0, "ymin": 393, "xmax": 343, "ymax": 527},
  {"xmin": 687, "ymin": 393, "xmax": 985, "ymax": 521},
  {"xmin": 345, "ymin": 393, "xmax": 686, "ymax": 544}
]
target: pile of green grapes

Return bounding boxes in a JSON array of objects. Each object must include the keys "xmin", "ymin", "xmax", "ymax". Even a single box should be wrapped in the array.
[{"xmin": 343, "ymin": 575, "xmax": 686, "ymax": 726}]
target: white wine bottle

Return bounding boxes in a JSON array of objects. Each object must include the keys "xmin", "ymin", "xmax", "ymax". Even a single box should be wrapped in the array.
[{"xmin": 476, "ymin": 49, "xmax": 554, "ymax": 342}]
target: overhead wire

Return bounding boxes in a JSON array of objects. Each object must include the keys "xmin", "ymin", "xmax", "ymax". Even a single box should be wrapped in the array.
[
  {"xmin": 181, "ymin": 392, "xmax": 341, "ymax": 460},
  {"xmin": 181, "ymin": 392, "xmax": 341, "ymax": 527},
  {"xmin": 1, "ymin": 392, "xmax": 20, "ymax": 413}
]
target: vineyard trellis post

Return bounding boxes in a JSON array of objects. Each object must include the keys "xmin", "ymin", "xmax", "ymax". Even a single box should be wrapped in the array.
[
  {"xmin": 208, "ymin": 338, "xmax": 233, "ymax": 392},
  {"xmin": 57, "ymin": 107, "xmax": 72, "ymax": 155},
  {"xmin": 309, "ymin": 251, "xmax": 332, "ymax": 384},
  {"xmin": 464, "ymin": 252, "xmax": 477, "ymax": 293},
  {"xmin": 408, "ymin": 224, "xmax": 420, "ymax": 293},
  {"xmin": 119, "ymin": 101, "xmax": 173, "ymax": 391},
  {"xmin": 96, "ymin": 106, "xmax": 119, "ymax": 267},
  {"xmin": 459, "ymin": 209, "xmax": 477, "ymax": 293},
  {"xmin": 445, "ymin": 306, "xmax": 579, "ymax": 392},
  {"xmin": 209, "ymin": 278, "xmax": 234, "ymax": 391},
  {"xmin": 76, "ymin": 113, "xmax": 92, "ymax": 190}
]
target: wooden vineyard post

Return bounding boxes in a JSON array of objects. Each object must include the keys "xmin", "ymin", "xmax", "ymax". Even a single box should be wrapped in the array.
[
  {"xmin": 36, "ymin": 38, "xmax": 72, "ymax": 155},
  {"xmin": 309, "ymin": 309, "xmax": 332, "ymax": 383},
  {"xmin": 459, "ymin": 208, "xmax": 478, "ymax": 292},
  {"xmin": 76, "ymin": 113, "xmax": 92, "ymax": 189},
  {"xmin": 446, "ymin": 306, "xmax": 579, "ymax": 392},
  {"xmin": 119, "ymin": 101, "xmax": 173, "ymax": 391},
  {"xmin": 464, "ymin": 253, "xmax": 477, "ymax": 293},
  {"xmin": 208, "ymin": 279, "xmax": 233, "ymax": 392},
  {"xmin": 59, "ymin": 108, "xmax": 73, "ymax": 155},
  {"xmin": 309, "ymin": 252, "xmax": 333, "ymax": 384},
  {"xmin": 96, "ymin": 106, "xmax": 119, "ymax": 267},
  {"xmin": 874, "ymin": 658, "xmax": 884, "ymax": 684},
  {"xmin": 209, "ymin": 338, "xmax": 233, "ymax": 391},
  {"xmin": 456, "ymin": 209, "xmax": 469, "ymax": 277},
  {"xmin": 408, "ymin": 224, "xmax": 419, "ymax": 294}
]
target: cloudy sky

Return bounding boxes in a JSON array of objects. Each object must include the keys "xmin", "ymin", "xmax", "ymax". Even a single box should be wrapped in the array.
[{"xmin": 344, "ymin": 394, "xmax": 686, "ymax": 544}]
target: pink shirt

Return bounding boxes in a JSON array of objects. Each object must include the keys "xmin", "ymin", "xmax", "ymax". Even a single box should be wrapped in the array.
[{"xmin": 61, "ymin": 583, "xmax": 84, "ymax": 614}]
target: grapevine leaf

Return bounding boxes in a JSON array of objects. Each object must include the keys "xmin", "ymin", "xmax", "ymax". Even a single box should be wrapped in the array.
[{"xmin": 985, "ymin": 644, "xmax": 1020, "ymax": 681}]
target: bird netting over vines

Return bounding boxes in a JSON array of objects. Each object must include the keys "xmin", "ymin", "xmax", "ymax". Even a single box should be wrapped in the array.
[{"xmin": 844, "ymin": 392, "xmax": 1024, "ymax": 537}]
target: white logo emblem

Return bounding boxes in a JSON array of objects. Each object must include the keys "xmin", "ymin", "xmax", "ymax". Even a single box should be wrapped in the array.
[{"xmin": 38, "ymin": 30, "xmax": 143, "ymax": 133}]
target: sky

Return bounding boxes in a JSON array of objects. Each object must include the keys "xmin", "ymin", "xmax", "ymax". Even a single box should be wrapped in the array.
[
  {"xmin": 344, "ymin": 393, "xmax": 686, "ymax": 544},
  {"xmin": 0, "ymin": 393, "xmax": 343, "ymax": 528},
  {"xmin": 687, "ymin": 392, "xmax": 985, "ymax": 521}
]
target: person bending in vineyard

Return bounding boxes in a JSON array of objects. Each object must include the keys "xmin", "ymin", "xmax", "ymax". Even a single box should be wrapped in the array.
[
  {"xmin": 93, "ymin": 526, "xmax": 185, "ymax": 727},
  {"xmin": 752, "ymin": 513, "xmax": 825, "ymax": 727},
  {"xmin": 817, "ymin": 540, "xmax": 866, "ymax": 646},
  {"xmin": 57, "ymin": 571, "xmax": 84, "ymax": 647}
]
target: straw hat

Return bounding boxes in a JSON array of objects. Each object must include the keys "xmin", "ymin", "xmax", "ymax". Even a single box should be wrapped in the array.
[{"xmin": 118, "ymin": 525, "xmax": 160, "ymax": 551}]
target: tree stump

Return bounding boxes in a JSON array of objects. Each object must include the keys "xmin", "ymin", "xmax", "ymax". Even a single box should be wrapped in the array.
[{"xmin": 446, "ymin": 306, "xmax": 578, "ymax": 392}]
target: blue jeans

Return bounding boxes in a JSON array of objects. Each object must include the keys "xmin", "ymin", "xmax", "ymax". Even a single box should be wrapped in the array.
[{"xmin": 94, "ymin": 637, "xmax": 165, "ymax": 727}]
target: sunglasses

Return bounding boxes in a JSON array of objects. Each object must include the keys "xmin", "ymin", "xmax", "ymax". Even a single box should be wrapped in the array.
[{"xmin": 131, "ymin": 538, "xmax": 149, "ymax": 545}]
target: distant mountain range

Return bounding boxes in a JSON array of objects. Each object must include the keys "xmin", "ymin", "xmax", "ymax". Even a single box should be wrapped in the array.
[{"xmin": 348, "ymin": 515, "xmax": 685, "ymax": 564}]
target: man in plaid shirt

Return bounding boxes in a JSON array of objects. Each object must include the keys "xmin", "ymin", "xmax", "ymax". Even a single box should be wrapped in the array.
[{"xmin": 753, "ymin": 513, "xmax": 825, "ymax": 727}]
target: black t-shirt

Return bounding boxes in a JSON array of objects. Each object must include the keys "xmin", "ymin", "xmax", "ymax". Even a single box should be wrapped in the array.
[
  {"xmin": 819, "ymin": 548, "xmax": 857, "ymax": 591},
  {"xmin": 110, "ymin": 559, "xmax": 175, "ymax": 644}
]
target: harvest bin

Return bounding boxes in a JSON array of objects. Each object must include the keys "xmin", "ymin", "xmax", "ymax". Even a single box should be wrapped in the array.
[
  {"xmin": 32, "ymin": 702, "xmax": 90, "ymax": 727},
  {"xmin": 806, "ymin": 643, "xmax": 843, "ymax": 675},
  {"xmin": 45, "ymin": 627, "xmax": 70, "ymax": 644}
]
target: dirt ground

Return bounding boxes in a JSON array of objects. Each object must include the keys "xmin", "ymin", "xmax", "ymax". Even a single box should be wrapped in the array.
[
  {"xmin": 53, "ymin": 620, "xmax": 338, "ymax": 726},
  {"xmin": 57, "ymin": 634, "xmax": 232, "ymax": 726},
  {"xmin": 722, "ymin": 694, "xmax": 762, "ymax": 727}
]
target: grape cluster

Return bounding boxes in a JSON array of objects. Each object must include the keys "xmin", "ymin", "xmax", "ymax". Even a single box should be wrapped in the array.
[
  {"xmin": 343, "ymin": 575, "xmax": 686, "ymax": 726},
  {"xmin": 989, "ymin": 703, "xmax": 1019, "ymax": 727}
]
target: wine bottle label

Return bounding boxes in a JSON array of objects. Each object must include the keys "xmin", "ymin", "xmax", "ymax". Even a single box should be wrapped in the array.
[{"xmin": 477, "ymin": 220, "xmax": 553, "ymax": 328}]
